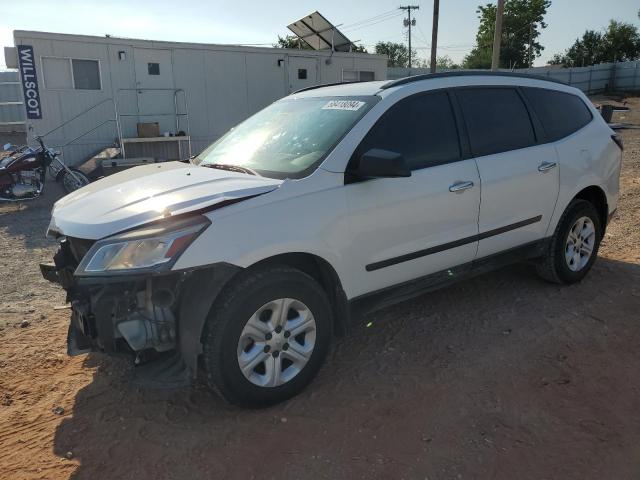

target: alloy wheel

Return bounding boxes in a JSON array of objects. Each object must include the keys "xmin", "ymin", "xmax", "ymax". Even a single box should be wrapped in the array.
[{"xmin": 564, "ymin": 216, "xmax": 596, "ymax": 272}]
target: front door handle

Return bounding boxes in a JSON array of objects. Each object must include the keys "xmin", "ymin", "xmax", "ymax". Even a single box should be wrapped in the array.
[
  {"xmin": 538, "ymin": 161, "xmax": 557, "ymax": 172},
  {"xmin": 449, "ymin": 181, "xmax": 474, "ymax": 193}
]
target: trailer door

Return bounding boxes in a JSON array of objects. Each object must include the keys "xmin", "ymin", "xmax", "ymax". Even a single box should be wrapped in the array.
[
  {"xmin": 288, "ymin": 56, "xmax": 318, "ymax": 93},
  {"xmin": 133, "ymin": 48, "xmax": 175, "ymax": 134}
]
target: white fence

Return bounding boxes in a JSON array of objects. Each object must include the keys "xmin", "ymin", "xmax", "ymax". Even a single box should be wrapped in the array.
[
  {"xmin": 518, "ymin": 61, "xmax": 640, "ymax": 94},
  {"xmin": 387, "ymin": 60, "xmax": 640, "ymax": 94}
]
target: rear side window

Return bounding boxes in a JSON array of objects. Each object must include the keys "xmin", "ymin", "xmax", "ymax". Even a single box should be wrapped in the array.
[
  {"xmin": 457, "ymin": 88, "xmax": 536, "ymax": 157},
  {"xmin": 357, "ymin": 91, "xmax": 460, "ymax": 171},
  {"xmin": 522, "ymin": 87, "xmax": 593, "ymax": 142}
]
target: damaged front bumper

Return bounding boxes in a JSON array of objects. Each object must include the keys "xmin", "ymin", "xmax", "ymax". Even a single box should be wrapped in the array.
[{"xmin": 40, "ymin": 238, "xmax": 239, "ymax": 382}]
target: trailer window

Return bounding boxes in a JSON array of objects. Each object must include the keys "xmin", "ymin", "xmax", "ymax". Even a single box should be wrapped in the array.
[
  {"xmin": 359, "ymin": 71, "xmax": 375, "ymax": 81},
  {"xmin": 342, "ymin": 70, "xmax": 376, "ymax": 82},
  {"xmin": 72, "ymin": 60, "xmax": 101, "ymax": 90},
  {"xmin": 43, "ymin": 57, "xmax": 73, "ymax": 89},
  {"xmin": 43, "ymin": 57, "xmax": 101, "ymax": 90},
  {"xmin": 196, "ymin": 96, "xmax": 378, "ymax": 179}
]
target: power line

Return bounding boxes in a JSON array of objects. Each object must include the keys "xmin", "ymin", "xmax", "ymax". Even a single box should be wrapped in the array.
[
  {"xmin": 415, "ymin": 24, "xmax": 431, "ymax": 47},
  {"xmin": 359, "ymin": 31, "xmax": 407, "ymax": 45},
  {"xmin": 414, "ymin": 46, "xmax": 471, "ymax": 50},
  {"xmin": 342, "ymin": 11, "xmax": 404, "ymax": 33},
  {"xmin": 342, "ymin": 10, "xmax": 400, "ymax": 30}
]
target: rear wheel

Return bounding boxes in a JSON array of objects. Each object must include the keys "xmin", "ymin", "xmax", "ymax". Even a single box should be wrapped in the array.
[
  {"xmin": 536, "ymin": 199, "xmax": 602, "ymax": 284},
  {"xmin": 61, "ymin": 169, "xmax": 90, "ymax": 193},
  {"xmin": 202, "ymin": 266, "xmax": 332, "ymax": 407}
]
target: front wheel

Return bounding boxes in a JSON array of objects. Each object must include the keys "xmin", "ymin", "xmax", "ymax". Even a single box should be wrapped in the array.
[
  {"xmin": 61, "ymin": 168, "xmax": 90, "ymax": 193},
  {"xmin": 202, "ymin": 266, "xmax": 332, "ymax": 407}
]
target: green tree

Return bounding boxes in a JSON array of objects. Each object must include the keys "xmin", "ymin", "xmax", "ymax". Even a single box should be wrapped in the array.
[
  {"xmin": 601, "ymin": 20, "xmax": 640, "ymax": 62},
  {"xmin": 463, "ymin": 0, "xmax": 551, "ymax": 69},
  {"xmin": 411, "ymin": 57, "xmax": 428, "ymax": 68},
  {"xmin": 274, "ymin": 35, "xmax": 312, "ymax": 50},
  {"xmin": 374, "ymin": 41, "xmax": 416, "ymax": 67},
  {"xmin": 428, "ymin": 55, "xmax": 461, "ymax": 70},
  {"xmin": 274, "ymin": 35, "xmax": 367, "ymax": 53},
  {"xmin": 548, "ymin": 30, "xmax": 604, "ymax": 66},
  {"xmin": 549, "ymin": 20, "xmax": 640, "ymax": 66}
]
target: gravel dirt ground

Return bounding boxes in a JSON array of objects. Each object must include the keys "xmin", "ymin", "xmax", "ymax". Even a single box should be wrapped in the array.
[{"xmin": 1, "ymin": 96, "xmax": 639, "ymax": 480}]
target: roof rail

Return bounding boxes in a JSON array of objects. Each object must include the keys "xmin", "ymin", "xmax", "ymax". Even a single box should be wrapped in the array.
[
  {"xmin": 292, "ymin": 81, "xmax": 349, "ymax": 94},
  {"xmin": 380, "ymin": 70, "xmax": 568, "ymax": 90}
]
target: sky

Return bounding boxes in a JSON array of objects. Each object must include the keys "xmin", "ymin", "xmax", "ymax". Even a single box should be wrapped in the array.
[{"xmin": 2, "ymin": 0, "xmax": 639, "ymax": 69}]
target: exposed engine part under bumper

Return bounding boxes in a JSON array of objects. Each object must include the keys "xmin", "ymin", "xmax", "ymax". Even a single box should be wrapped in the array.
[{"xmin": 40, "ymin": 239, "xmax": 240, "ymax": 384}]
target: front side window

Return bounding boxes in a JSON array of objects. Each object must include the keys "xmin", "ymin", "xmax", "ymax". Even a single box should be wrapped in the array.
[
  {"xmin": 522, "ymin": 87, "xmax": 592, "ymax": 142},
  {"xmin": 457, "ymin": 87, "xmax": 536, "ymax": 157},
  {"xmin": 355, "ymin": 91, "xmax": 461, "ymax": 171},
  {"xmin": 196, "ymin": 96, "xmax": 378, "ymax": 179}
]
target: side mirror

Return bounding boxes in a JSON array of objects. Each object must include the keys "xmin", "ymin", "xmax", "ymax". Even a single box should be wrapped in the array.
[
  {"xmin": 2, "ymin": 143, "xmax": 12, "ymax": 151},
  {"xmin": 355, "ymin": 149, "xmax": 411, "ymax": 178}
]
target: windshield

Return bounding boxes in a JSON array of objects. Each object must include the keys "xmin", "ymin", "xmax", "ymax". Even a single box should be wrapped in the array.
[{"xmin": 195, "ymin": 96, "xmax": 378, "ymax": 179}]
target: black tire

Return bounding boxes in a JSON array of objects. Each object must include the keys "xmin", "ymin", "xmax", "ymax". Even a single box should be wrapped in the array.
[
  {"xmin": 61, "ymin": 169, "xmax": 90, "ymax": 193},
  {"xmin": 536, "ymin": 199, "xmax": 602, "ymax": 284},
  {"xmin": 202, "ymin": 266, "xmax": 333, "ymax": 407}
]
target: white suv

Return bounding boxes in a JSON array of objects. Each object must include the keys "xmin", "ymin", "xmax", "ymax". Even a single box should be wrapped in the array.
[{"xmin": 41, "ymin": 72, "xmax": 622, "ymax": 406}]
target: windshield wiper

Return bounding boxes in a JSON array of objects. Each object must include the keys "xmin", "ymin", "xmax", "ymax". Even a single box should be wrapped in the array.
[{"xmin": 202, "ymin": 163, "xmax": 260, "ymax": 176}]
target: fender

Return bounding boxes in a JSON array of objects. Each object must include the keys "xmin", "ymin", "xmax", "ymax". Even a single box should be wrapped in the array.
[{"xmin": 177, "ymin": 263, "xmax": 241, "ymax": 376}]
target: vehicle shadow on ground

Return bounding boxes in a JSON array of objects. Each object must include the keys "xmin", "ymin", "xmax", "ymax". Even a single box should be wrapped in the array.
[
  {"xmin": 52, "ymin": 257, "xmax": 640, "ymax": 479},
  {"xmin": 0, "ymin": 180, "xmax": 65, "ymax": 249}
]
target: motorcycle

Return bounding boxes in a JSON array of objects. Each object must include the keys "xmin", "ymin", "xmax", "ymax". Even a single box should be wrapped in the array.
[{"xmin": 0, "ymin": 136, "xmax": 90, "ymax": 201}]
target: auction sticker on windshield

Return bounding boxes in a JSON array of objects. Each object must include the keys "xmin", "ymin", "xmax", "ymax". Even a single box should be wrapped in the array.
[{"xmin": 321, "ymin": 100, "xmax": 366, "ymax": 111}]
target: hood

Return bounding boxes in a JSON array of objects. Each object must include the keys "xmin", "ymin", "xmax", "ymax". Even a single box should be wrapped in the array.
[{"xmin": 49, "ymin": 161, "xmax": 282, "ymax": 239}]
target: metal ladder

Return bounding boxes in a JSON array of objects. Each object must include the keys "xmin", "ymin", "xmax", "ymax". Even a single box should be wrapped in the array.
[
  {"xmin": 37, "ymin": 88, "xmax": 192, "ymax": 163},
  {"xmin": 37, "ymin": 97, "xmax": 126, "ymax": 158},
  {"xmin": 115, "ymin": 88, "xmax": 192, "ymax": 160}
]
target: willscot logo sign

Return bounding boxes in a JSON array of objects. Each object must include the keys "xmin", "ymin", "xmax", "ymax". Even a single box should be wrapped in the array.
[{"xmin": 17, "ymin": 45, "xmax": 42, "ymax": 120}]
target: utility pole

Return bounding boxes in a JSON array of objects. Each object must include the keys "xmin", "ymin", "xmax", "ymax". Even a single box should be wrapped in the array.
[
  {"xmin": 430, "ymin": 0, "xmax": 440, "ymax": 73},
  {"xmin": 491, "ymin": 0, "xmax": 505, "ymax": 70},
  {"xmin": 400, "ymin": 5, "xmax": 419, "ymax": 68}
]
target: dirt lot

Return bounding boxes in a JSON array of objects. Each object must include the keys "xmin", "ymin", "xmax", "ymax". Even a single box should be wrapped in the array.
[{"xmin": 1, "ymin": 96, "xmax": 640, "ymax": 480}]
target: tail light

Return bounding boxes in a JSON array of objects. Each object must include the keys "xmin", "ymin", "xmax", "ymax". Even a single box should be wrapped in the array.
[{"xmin": 611, "ymin": 133, "xmax": 623, "ymax": 151}]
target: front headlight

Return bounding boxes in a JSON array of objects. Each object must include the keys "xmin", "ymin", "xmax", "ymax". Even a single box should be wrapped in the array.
[{"xmin": 75, "ymin": 216, "xmax": 210, "ymax": 276}]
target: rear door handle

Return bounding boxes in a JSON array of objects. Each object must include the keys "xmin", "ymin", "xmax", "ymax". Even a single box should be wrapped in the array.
[
  {"xmin": 538, "ymin": 161, "xmax": 557, "ymax": 172},
  {"xmin": 449, "ymin": 181, "xmax": 474, "ymax": 192}
]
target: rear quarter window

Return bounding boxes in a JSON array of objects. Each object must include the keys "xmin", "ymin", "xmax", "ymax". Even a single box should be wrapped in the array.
[{"xmin": 522, "ymin": 87, "xmax": 593, "ymax": 142}]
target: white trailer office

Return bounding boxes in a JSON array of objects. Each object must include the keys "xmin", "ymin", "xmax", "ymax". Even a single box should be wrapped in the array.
[{"xmin": 6, "ymin": 30, "xmax": 387, "ymax": 165}]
